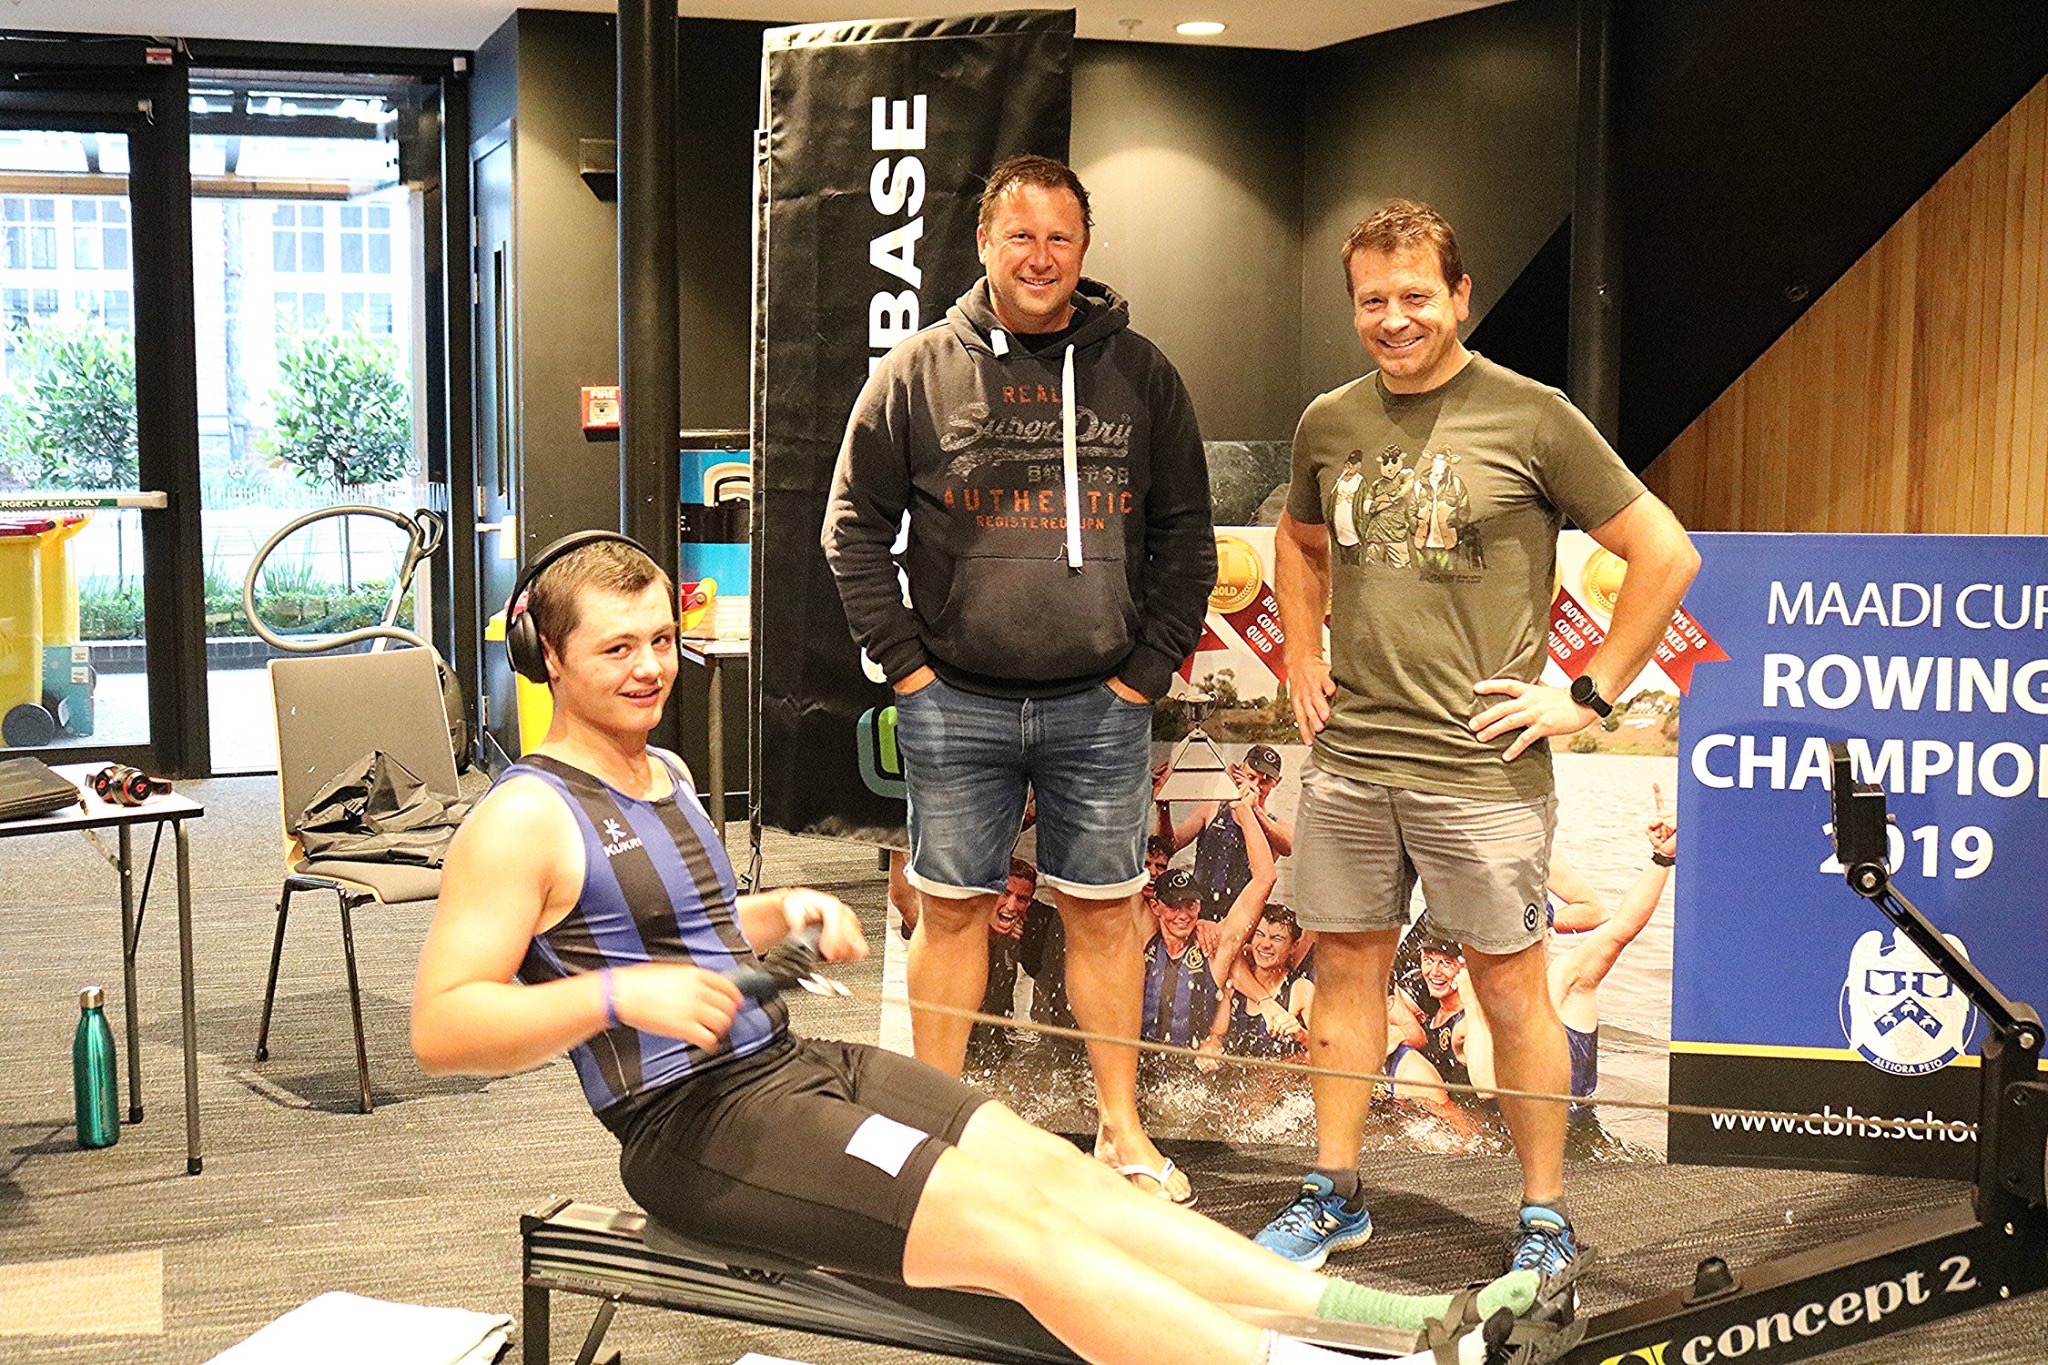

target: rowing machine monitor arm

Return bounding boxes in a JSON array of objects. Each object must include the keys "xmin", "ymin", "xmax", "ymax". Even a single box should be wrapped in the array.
[
  {"xmin": 1563, "ymin": 749, "xmax": 2048, "ymax": 1363},
  {"xmin": 1828, "ymin": 741, "xmax": 2045, "ymax": 1215}
]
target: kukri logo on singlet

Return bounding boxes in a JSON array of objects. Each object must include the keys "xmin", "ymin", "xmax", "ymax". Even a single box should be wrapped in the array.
[{"xmin": 601, "ymin": 818, "xmax": 644, "ymax": 859}]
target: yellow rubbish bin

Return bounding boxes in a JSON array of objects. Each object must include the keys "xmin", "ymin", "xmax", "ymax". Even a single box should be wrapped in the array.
[
  {"xmin": 0, "ymin": 519, "xmax": 49, "ymax": 745},
  {"xmin": 37, "ymin": 514, "xmax": 89, "ymax": 647},
  {"xmin": 484, "ymin": 609, "xmax": 554, "ymax": 756}
]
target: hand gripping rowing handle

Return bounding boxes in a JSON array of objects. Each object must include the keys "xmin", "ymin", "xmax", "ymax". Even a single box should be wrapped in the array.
[{"xmin": 725, "ymin": 924, "xmax": 826, "ymax": 1003}]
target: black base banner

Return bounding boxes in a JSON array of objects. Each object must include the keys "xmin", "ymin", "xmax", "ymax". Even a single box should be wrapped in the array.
[
  {"xmin": 1668, "ymin": 1052, "xmax": 1980, "ymax": 1180},
  {"xmin": 751, "ymin": 10, "xmax": 1074, "ymax": 844}
]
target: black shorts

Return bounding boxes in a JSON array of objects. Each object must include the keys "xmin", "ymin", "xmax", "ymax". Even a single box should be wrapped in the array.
[{"xmin": 610, "ymin": 1035, "xmax": 988, "ymax": 1280}]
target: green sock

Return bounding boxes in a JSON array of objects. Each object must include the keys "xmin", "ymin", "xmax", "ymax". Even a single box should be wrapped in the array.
[{"xmin": 1315, "ymin": 1269, "xmax": 1537, "ymax": 1332}]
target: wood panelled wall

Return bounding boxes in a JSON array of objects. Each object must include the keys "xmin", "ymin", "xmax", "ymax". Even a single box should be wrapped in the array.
[{"xmin": 1645, "ymin": 77, "xmax": 2048, "ymax": 533}]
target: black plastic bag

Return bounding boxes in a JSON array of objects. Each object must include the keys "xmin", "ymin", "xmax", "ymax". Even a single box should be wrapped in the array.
[{"xmin": 298, "ymin": 751, "xmax": 472, "ymax": 866}]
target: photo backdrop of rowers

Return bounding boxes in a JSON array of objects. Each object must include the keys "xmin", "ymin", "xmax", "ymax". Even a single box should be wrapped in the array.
[{"xmin": 880, "ymin": 443, "xmax": 1687, "ymax": 1164}]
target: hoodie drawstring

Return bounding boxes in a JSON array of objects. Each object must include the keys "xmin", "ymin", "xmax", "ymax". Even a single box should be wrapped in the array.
[{"xmin": 1061, "ymin": 342, "xmax": 1082, "ymax": 570}]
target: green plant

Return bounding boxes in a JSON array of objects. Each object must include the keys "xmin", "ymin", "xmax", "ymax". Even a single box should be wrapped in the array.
[
  {"xmin": 10, "ymin": 324, "xmax": 139, "ymax": 490},
  {"xmin": 202, "ymin": 562, "xmax": 250, "ymax": 633},
  {"xmin": 75, "ymin": 564, "xmax": 419, "ymax": 642},
  {"xmin": 259, "ymin": 553, "xmax": 321, "ymax": 599},
  {"xmin": 78, "ymin": 577, "xmax": 145, "ymax": 640},
  {"xmin": 241, "ymin": 570, "xmax": 415, "ymax": 638},
  {"xmin": 264, "ymin": 325, "xmax": 414, "ymax": 488},
  {"xmin": 0, "ymin": 383, "xmax": 35, "ymax": 487}
]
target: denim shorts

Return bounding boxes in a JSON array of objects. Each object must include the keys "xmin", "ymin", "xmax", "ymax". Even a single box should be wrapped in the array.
[{"xmin": 892, "ymin": 678, "xmax": 1153, "ymax": 899}]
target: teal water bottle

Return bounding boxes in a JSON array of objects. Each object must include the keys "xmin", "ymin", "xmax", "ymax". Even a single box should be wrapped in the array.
[{"xmin": 73, "ymin": 986, "xmax": 119, "ymax": 1149}]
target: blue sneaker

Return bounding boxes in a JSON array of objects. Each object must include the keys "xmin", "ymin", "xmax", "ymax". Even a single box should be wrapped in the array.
[
  {"xmin": 1504, "ymin": 1205, "xmax": 1580, "ymax": 1281},
  {"xmin": 1253, "ymin": 1174, "xmax": 1373, "ymax": 1269}
]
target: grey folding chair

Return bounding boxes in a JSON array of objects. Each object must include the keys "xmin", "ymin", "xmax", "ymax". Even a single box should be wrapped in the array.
[{"xmin": 259, "ymin": 647, "xmax": 461, "ymax": 1113}]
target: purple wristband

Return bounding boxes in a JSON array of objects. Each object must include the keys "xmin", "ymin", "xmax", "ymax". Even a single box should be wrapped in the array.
[{"xmin": 598, "ymin": 968, "xmax": 620, "ymax": 1029}]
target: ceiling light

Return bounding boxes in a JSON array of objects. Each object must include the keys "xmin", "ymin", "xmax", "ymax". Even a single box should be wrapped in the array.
[{"xmin": 1175, "ymin": 20, "xmax": 1227, "ymax": 37}]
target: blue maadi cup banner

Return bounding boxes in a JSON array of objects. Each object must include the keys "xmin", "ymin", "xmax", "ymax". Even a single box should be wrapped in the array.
[{"xmin": 1669, "ymin": 532, "xmax": 2048, "ymax": 1175}]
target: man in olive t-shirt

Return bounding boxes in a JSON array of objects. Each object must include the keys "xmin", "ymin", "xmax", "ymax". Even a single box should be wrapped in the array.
[{"xmin": 1252, "ymin": 201, "xmax": 1700, "ymax": 1286}]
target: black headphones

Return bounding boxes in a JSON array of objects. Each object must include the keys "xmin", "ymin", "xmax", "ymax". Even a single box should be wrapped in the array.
[
  {"xmin": 503, "ymin": 530, "xmax": 655, "ymax": 683},
  {"xmin": 90, "ymin": 764, "xmax": 171, "ymax": 807}
]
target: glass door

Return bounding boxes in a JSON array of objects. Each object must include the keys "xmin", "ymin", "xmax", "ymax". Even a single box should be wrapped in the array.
[
  {"xmin": 186, "ymin": 72, "xmax": 441, "ymax": 773},
  {"xmin": 0, "ymin": 125, "xmax": 155, "ymax": 757}
]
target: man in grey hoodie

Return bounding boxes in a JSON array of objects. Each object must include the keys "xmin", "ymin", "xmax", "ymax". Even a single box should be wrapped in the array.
[{"xmin": 823, "ymin": 154, "xmax": 1216, "ymax": 1203}]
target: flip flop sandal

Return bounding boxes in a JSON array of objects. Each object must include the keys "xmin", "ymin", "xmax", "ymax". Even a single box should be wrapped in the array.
[{"xmin": 1112, "ymin": 1157, "xmax": 1196, "ymax": 1207}]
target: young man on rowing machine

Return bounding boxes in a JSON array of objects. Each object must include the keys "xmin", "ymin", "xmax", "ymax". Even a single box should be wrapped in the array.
[{"xmin": 412, "ymin": 535, "xmax": 1564, "ymax": 1365}]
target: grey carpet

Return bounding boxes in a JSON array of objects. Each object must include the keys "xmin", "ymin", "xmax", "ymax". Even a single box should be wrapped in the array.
[{"xmin": 0, "ymin": 775, "xmax": 2041, "ymax": 1364}]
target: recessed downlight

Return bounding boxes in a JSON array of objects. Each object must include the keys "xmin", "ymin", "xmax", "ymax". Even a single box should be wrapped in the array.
[{"xmin": 1175, "ymin": 21, "xmax": 1227, "ymax": 37}]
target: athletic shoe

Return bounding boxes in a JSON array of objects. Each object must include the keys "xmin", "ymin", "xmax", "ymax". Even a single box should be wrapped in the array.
[
  {"xmin": 1503, "ymin": 1206, "xmax": 1580, "ymax": 1282},
  {"xmin": 1253, "ymin": 1173, "xmax": 1374, "ymax": 1269}
]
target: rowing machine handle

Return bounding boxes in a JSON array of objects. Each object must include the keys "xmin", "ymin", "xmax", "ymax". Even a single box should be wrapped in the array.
[{"xmin": 725, "ymin": 923, "xmax": 825, "ymax": 1003}]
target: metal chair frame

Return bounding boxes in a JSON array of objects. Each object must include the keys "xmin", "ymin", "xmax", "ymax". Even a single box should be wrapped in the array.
[
  {"xmin": 259, "ymin": 648, "xmax": 459, "ymax": 1114},
  {"xmin": 255, "ymin": 865, "xmax": 384, "ymax": 1114}
]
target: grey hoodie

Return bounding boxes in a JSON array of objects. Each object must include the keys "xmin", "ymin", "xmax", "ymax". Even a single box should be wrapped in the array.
[{"xmin": 823, "ymin": 278, "xmax": 1216, "ymax": 700}]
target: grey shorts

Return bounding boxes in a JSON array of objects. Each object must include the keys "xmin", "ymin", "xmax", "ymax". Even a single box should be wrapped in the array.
[{"xmin": 1291, "ymin": 760, "xmax": 1556, "ymax": 956}]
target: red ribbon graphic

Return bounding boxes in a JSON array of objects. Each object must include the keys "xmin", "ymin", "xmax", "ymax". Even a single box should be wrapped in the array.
[
  {"xmin": 1653, "ymin": 603, "xmax": 1731, "ymax": 692},
  {"xmin": 1222, "ymin": 589, "xmax": 1288, "ymax": 686},
  {"xmin": 1179, "ymin": 590, "xmax": 1291, "ymax": 686},
  {"xmin": 1547, "ymin": 587, "xmax": 1729, "ymax": 695},
  {"xmin": 1548, "ymin": 587, "xmax": 1605, "ymax": 678},
  {"xmin": 1180, "ymin": 623, "xmax": 1229, "ymax": 681}
]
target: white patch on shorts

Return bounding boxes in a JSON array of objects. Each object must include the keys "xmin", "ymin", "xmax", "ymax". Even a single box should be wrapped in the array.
[{"xmin": 845, "ymin": 1114, "xmax": 929, "ymax": 1177}]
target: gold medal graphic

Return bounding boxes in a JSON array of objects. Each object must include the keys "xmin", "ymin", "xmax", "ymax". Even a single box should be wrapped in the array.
[
  {"xmin": 1211, "ymin": 534, "xmax": 1263, "ymax": 614},
  {"xmin": 1580, "ymin": 547, "xmax": 1628, "ymax": 620}
]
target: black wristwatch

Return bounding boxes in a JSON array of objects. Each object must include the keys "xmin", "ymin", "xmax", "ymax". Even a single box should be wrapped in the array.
[
  {"xmin": 1569, "ymin": 673, "xmax": 1613, "ymax": 719},
  {"xmin": 1651, "ymin": 851, "xmax": 1676, "ymax": 867}
]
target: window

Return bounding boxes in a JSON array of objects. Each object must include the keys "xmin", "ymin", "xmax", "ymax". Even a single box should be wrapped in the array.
[
  {"xmin": 275, "ymin": 290, "xmax": 327, "ymax": 330},
  {"xmin": 2, "ymin": 287, "xmax": 26, "ymax": 376},
  {"xmin": 0, "ymin": 286, "xmax": 67, "ymax": 368},
  {"xmin": 75, "ymin": 289, "xmax": 133, "ymax": 331},
  {"xmin": 340, "ymin": 291, "xmax": 394, "ymax": 335},
  {"xmin": 70, "ymin": 200, "xmax": 130, "ymax": 272},
  {"xmin": 0, "ymin": 288, "xmax": 62, "ymax": 375},
  {"xmin": 5, "ymin": 199, "xmax": 28, "ymax": 268},
  {"xmin": 271, "ymin": 203, "xmax": 325, "ymax": 273},
  {"xmin": 3, "ymin": 197, "xmax": 59, "ymax": 271},
  {"xmin": 338, "ymin": 203, "xmax": 392, "ymax": 275}
]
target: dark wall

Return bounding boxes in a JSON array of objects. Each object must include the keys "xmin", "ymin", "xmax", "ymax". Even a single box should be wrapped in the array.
[
  {"xmin": 1298, "ymin": 0, "xmax": 1578, "ymax": 403},
  {"xmin": 511, "ymin": 8, "xmax": 622, "ymax": 551},
  {"xmin": 677, "ymin": 19, "xmax": 773, "ymax": 432},
  {"xmin": 471, "ymin": 18, "xmax": 518, "ymax": 147},
  {"xmin": 479, "ymin": 7, "xmax": 1585, "ymax": 454},
  {"xmin": 471, "ymin": 9, "xmax": 760, "ymax": 787},
  {"xmin": 1072, "ymin": 42, "xmax": 1303, "ymax": 441}
]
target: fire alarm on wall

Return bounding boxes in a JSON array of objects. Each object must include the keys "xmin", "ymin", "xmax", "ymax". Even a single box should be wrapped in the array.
[{"xmin": 581, "ymin": 385, "xmax": 621, "ymax": 431}]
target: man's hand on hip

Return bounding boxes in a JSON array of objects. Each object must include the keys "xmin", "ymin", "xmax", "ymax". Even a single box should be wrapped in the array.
[
  {"xmin": 1287, "ymin": 654, "xmax": 1335, "ymax": 744},
  {"xmin": 1469, "ymin": 678, "xmax": 1598, "ymax": 761},
  {"xmin": 892, "ymin": 665, "xmax": 938, "ymax": 696}
]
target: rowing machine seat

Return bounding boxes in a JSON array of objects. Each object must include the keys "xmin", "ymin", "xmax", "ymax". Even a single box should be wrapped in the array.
[
  {"xmin": 638, "ymin": 1215, "xmax": 816, "ymax": 1277},
  {"xmin": 519, "ymin": 1200, "xmax": 1076, "ymax": 1365}
]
